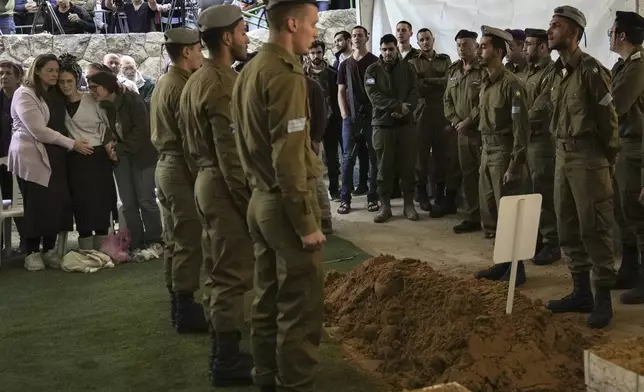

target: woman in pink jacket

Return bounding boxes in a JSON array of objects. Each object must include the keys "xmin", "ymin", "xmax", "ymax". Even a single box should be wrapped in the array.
[{"xmin": 8, "ymin": 53, "xmax": 93, "ymax": 271}]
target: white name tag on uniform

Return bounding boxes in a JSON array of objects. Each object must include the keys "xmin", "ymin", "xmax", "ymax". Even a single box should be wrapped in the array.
[
  {"xmin": 599, "ymin": 93, "xmax": 613, "ymax": 106},
  {"xmin": 287, "ymin": 118, "xmax": 306, "ymax": 133},
  {"xmin": 511, "ymin": 106, "xmax": 520, "ymax": 114},
  {"xmin": 366, "ymin": 78, "xmax": 375, "ymax": 85}
]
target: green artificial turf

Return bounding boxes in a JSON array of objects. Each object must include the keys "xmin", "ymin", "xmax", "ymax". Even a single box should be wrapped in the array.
[{"xmin": 0, "ymin": 235, "xmax": 383, "ymax": 392}]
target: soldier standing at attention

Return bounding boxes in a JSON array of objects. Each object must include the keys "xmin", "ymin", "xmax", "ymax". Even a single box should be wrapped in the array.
[
  {"xmin": 396, "ymin": 21, "xmax": 420, "ymax": 61},
  {"xmin": 180, "ymin": 5, "xmax": 254, "ymax": 386},
  {"xmin": 444, "ymin": 30, "xmax": 484, "ymax": 234},
  {"xmin": 504, "ymin": 29, "xmax": 529, "ymax": 82},
  {"xmin": 231, "ymin": 1, "xmax": 326, "ymax": 392},
  {"xmin": 150, "ymin": 28, "xmax": 207, "ymax": 334},
  {"xmin": 364, "ymin": 33, "xmax": 419, "ymax": 223},
  {"xmin": 523, "ymin": 28, "xmax": 562, "ymax": 265},
  {"xmin": 544, "ymin": 6, "xmax": 619, "ymax": 329},
  {"xmin": 472, "ymin": 26, "xmax": 528, "ymax": 285},
  {"xmin": 408, "ymin": 28, "xmax": 455, "ymax": 216},
  {"xmin": 609, "ymin": 11, "xmax": 644, "ymax": 305}
]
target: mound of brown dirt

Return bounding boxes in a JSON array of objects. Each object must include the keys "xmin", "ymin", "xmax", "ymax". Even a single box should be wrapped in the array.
[
  {"xmin": 590, "ymin": 337, "xmax": 644, "ymax": 374},
  {"xmin": 324, "ymin": 255, "xmax": 602, "ymax": 392}
]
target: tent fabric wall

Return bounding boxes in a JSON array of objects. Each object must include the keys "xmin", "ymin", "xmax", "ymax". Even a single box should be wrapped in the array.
[{"xmin": 361, "ymin": 0, "xmax": 639, "ymax": 69}]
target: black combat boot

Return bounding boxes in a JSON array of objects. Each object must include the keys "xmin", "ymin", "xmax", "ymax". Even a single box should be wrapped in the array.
[
  {"xmin": 475, "ymin": 262, "xmax": 510, "ymax": 281},
  {"xmin": 374, "ymin": 198, "xmax": 392, "ymax": 223},
  {"xmin": 211, "ymin": 331, "xmax": 254, "ymax": 387},
  {"xmin": 168, "ymin": 289, "xmax": 177, "ymax": 328},
  {"xmin": 416, "ymin": 185, "xmax": 432, "ymax": 212},
  {"xmin": 258, "ymin": 386, "xmax": 276, "ymax": 392},
  {"xmin": 403, "ymin": 194, "xmax": 419, "ymax": 221},
  {"xmin": 175, "ymin": 293, "xmax": 210, "ymax": 334},
  {"xmin": 533, "ymin": 244, "xmax": 562, "ymax": 266},
  {"xmin": 501, "ymin": 261, "xmax": 527, "ymax": 287},
  {"xmin": 587, "ymin": 285, "xmax": 613, "ymax": 329},
  {"xmin": 430, "ymin": 188, "xmax": 457, "ymax": 218},
  {"xmin": 208, "ymin": 330, "xmax": 217, "ymax": 376},
  {"xmin": 453, "ymin": 220, "xmax": 481, "ymax": 233},
  {"xmin": 620, "ymin": 263, "xmax": 644, "ymax": 305},
  {"xmin": 545, "ymin": 272, "xmax": 594, "ymax": 313},
  {"xmin": 613, "ymin": 244, "xmax": 639, "ymax": 289}
]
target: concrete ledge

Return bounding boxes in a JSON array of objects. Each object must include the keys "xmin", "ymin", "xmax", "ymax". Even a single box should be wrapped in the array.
[{"xmin": 585, "ymin": 349, "xmax": 644, "ymax": 392}]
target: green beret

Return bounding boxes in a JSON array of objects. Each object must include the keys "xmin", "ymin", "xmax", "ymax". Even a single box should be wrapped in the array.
[
  {"xmin": 164, "ymin": 27, "xmax": 200, "ymax": 45},
  {"xmin": 198, "ymin": 4, "xmax": 243, "ymax": 31}
]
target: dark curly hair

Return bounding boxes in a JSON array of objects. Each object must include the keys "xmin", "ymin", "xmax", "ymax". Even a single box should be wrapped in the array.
[{"xmin": 58, "ymin": 53, "xmax": 83, "ymax": 87}]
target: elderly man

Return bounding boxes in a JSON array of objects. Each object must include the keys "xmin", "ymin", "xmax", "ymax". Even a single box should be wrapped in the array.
[
  {"xmin": 102, "ymin": 53, "xmax": 139, "ymax": 93},
  {"xmin": 120, "ymin": 55, "xmax": 156, "ymax": 106}
]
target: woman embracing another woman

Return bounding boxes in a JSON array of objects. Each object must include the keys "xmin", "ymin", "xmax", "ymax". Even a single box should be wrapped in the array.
[
  {"xmin": 8, "ymin": 53, "xmax": 93, "ymax": 271},
  {"xmin": 58, "ymin": 54, "xmax": 117, "ymax": 252}
]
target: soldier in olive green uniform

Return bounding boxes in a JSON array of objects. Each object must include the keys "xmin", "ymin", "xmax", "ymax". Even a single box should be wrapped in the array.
[
  {"xmin": 444, "ymin": 29, "xmax": 484, "ymax": 234},
  {"xmin": 472, "ymin": 26, "xmax": 529, "ymax": 285},
  {"xmin": 544, "ymin": 6, "xmax": 619, "ymax": 329},
  {"xmin": 408, "ymin": 28, "xmax": 455, "ymax": 215},
  {"xmin": 180, "ymin": 5, "xmax": 254, "ymax": 386},
  {"xmin": 231, "ymin": 1, "xmax": 326, "ymax": 391},
  {"xmin": 504, "ymin": 29, "xmax": 529, "ymax": 82},
  {"xmin": 523, "ymin": 28, "xmax": 562, "ymax": 265},
  {"xmin": 610, "ymin": 11, "xmax": 644, "ymax": 304},
  {"xmin": 150, "ymin": 28, "xmax": 208, "ymax": 333},
  {"xmin": 365, "ymin": 33, "xmax": 419, "ymax": 223}
]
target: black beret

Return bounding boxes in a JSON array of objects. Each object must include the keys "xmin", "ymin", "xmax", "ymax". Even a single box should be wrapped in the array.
[
  {"xmin": 505, "ymin": 28, "xmax": 526, "ymax": 41},
  {"xmin": 525, "ymin": 28, "xmax": 548, "ymax": 40},
  {"xmin": 615, "ymin": 11, "xmax": 644, "ymax": 29},
  {"xmin": 454, "ymin": 29, "xmax": 478, "ymax": 41}
]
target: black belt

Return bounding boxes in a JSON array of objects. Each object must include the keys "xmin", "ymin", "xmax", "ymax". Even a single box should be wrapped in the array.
[{"xmin": 158, "ymin": 153, "xmax": 182, "ymax": 161}]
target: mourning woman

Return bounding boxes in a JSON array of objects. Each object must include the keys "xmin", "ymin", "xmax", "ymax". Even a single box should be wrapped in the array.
[
  {"xmin": 8, "ymin": 53, "xmax": 93, "ymax": 271},
  {"xmin": 58, "ymin": 54, "xmax": 115, "ymax": 250},
  {"xmin": 86, "ymin": 70, "xmax": 162, "ymax": 251}
]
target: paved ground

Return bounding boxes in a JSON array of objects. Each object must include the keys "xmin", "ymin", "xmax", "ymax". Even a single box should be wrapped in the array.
[{"xmin": 330, "ymin": 194, "xmax": 644, "ymax": 341}]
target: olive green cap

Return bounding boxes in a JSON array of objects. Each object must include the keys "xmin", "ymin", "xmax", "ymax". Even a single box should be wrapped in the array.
[
  {"xmin": 164, "ymin": 27, "xmax": 200, "ymax": 45},
  {"xmin": 198, "ymin": 4, "xmax": 243, "ymax": 31},
  {"xmin": 481, "ymin": 25, "xmax": 514, "ymax": 42},
  {"xmin": 553, "ymin": 5, "xmax": 587, "ymax": 29}
]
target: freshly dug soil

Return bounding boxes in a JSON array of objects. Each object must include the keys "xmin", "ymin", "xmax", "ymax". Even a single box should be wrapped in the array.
[
  {"xmin": 591, "ymin": 337, "xmax": 644, "ymax": 374},
  {"xmin": 324, "ymin": 255, "xmax": 602, "ymax": 392},
  {"xmin": 409, "ymin": 382, "xmax": 471, "ymax": 391}
]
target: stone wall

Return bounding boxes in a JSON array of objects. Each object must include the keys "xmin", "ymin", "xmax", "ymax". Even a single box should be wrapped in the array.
[{"xmin": 0, "ymin": 9, "xmax": 356, "ymax": 82}]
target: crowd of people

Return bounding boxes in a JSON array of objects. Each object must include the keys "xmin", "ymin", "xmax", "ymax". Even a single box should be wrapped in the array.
[
  {"xmin": 2, "ymin": 0, "xmax": 644, "ymax": 391},
  {"xmin": 0, "ymin": 0, "xmax": 352, "ymax": 34}
]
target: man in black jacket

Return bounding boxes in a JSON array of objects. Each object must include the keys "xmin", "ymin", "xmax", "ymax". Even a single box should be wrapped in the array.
[
  {"xmin": 365, "ymin": 34, "xmax": 419, "ymax": 223},
  {"xmin": 43, "ymin": 0, "xmax": 95, "ymax": 34}
]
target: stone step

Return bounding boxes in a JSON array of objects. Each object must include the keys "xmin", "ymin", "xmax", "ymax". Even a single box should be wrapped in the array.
[{"xmin": 585, "ymin": 347, "xmax": 644, "ymax": 392}]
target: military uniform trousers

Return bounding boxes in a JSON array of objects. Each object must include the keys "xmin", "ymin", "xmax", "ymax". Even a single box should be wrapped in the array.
[
  {"xmin": 194, "ymin": 167, "xmax": 254, "ymax": 332},
  {"xmin": 613, "ymin": 172, "xmax": 637, "ymax": 249},
  {"xmin": 479, "ymin": 134, "xmax": 522, "ymax": 233},
  {"xmin": 616, "ymin": 139, "xmax": 644, "ymax": 251},
  {"xmin": 415, "ymin": 103, "xmax": 461, "ymax": 193},
  {"xmin": 315, "ymin": 150, "xmax": 332, "ymax": 221},
  {"xmin": 373, "ymin": 124, "xmax": 417, "ymax": 200},
  {"xmin": 247, "ymin": 179, "xmax": 324, "ymax": 392},
  {"xmin": 459, "ymin": 132, "xmax": 482, "ymax": 223},
  {"xmin": 554, "ymin": 140, "xmax": 617, "ymax": 287},
  {"xmin": 155, "ymin": 154, "xmax": 204, "ymax": 294},
  {"xmin": 527, "ymin": 134, "xmax": 559, "ymax": 246}
]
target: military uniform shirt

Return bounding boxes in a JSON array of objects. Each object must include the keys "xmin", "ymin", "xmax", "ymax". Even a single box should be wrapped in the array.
[
  {"xmin": 232, "ymin": 43, "xmax": 322, "ymax": 237},
  {"xmin": 548, "ymin": 48, "xmax": 620, "ymax": 163},
  {"xmin": 150, "ymin": 65, "xmax": 192, "ymax": 155},
  {"xmin": 505, "ymin": 62, "xmax": 528, "ymax": 83},
  {"xmin": 408, "ymin": 50, "xmax": 452, "ymax": 103},
  {"xmin": 524, "ymin": 58, "xmax": 555, "ymax": 136},
  {"xmin": 444, "ymin": 59, "xmax": 484, "ymax": 126},
  {"xmin": 180, "ymin": 58, "xmax": 248, "ymax": 212},
  {"xmin": 479, "ymin": 67, "xmax": 528, "ymax": 173},
  {"xmin": 612, "ymin": 45, "xmax": 644, "ymax": 182}
]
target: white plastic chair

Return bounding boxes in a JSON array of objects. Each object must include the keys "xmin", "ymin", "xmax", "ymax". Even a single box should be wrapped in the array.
[{"xmin": 0, "ymin": 157, "xmax": 24, "ymax": 266}]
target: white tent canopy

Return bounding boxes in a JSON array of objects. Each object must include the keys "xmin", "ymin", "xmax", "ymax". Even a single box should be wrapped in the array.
[{"xmin": 356, "ymin": 0, "xmax": 642, "ymax": 69}]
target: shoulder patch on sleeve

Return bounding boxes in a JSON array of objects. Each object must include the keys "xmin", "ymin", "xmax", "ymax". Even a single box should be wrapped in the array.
[
  {"xmin": 599, "ymin": 93, "xmax": 613, "ymax": 106},
  {"xmin": 287, "ymin": 118, "xmax": 307, "ymax": 133},
  {"xmin": 631, "ymin": 51, "xmax": 642, "ymax": 60},
  {"xmin": 366, "ymin": 77, "xmax": 376, "ymax": 85}
]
